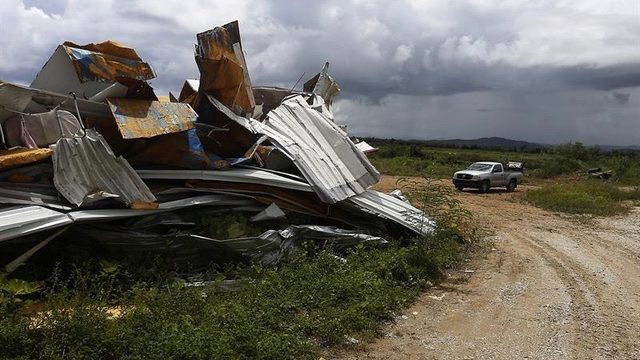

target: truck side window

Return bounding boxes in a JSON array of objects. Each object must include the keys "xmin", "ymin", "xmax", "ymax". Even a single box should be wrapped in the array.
[{"xmin": 493, "ymin": 165, "xmax": 503, "ymax": 172}]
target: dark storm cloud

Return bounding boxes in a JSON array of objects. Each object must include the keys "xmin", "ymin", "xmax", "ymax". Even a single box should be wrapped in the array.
[
  {"xmin": 557, "ymin": 64, "xmax": 640, "ymax": 91},
  {"xmin": 613, "ymin": 93, "xmax": 631, "ymax": 105},
  {"xmin": 1, "ymin": 0, "xmax": 639, "ymax": 145}
]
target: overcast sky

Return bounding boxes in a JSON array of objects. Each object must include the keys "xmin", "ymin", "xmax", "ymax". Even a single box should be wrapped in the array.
[{"xmin": 1, "ymin": 0, "xmax": 639, "ymax": 145}]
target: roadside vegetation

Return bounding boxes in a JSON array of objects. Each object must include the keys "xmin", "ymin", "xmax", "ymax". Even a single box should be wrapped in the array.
[
  {"xmin": 0, "ymin": 181, "xmax": 472, "ymax": 359},
  {"xmin": 369, "ymin": 140, "xmax": 640, "ymax": 185},
  {"xmin": 4, "ymin": 140, "xmax": 636, "ymax": 358},
  {"xmin": 525, "ymin": 181, "xmax": 640, "ymax": 216}
]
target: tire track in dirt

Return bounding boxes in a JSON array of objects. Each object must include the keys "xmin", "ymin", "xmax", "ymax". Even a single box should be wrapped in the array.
[
  {"xmin": 516, "ymin": 230, "xmax": 640, "ymax": 359},
  {"xmin": 514, "ymin": 233, "xmax": 625, "ymax": 359},
  {"xmin": 332, "ymin": 176, "xmax": 640, "ymax": 360}
]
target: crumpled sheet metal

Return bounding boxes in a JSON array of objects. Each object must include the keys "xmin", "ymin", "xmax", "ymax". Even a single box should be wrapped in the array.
[
  {"xmin": 252, "ymin": 86, "xmax": 308, "ymax": 120},
  {"xmin": 62, "ymin": 41, "xmax": 155, "ymax": 83},
  {"xmin": 136, "ymin": 168, "xmax": 313, "ymax": 192},
  {"xmin": 195, "ymin": 21, "xmax": 255, "ymax": 114},
  {"xmin": 303, "ymin": 62, "xmax": 341, "ymax": 106},
  {"xmin": 354, "ymin": 141, "xmax": 378, "ymax": 154},
  {"xmin": 346, "ymin": 190, "xmax": 436, "ymax": 236},
  {"xmin": 196, "ymin": 225, "xmax": 387, "ymax": 265},
  {"xmin": 0, "ymin": 183, "xmax": 71, "ymax": 210},
  {"xmin": 187, "ymin": 180, "xmax": 328, "ymax": 216},
  {"xmin": 78, "ymin": 224, "xmax": 386, "ymax": 269},
  {"xmin": 0, "ymin": 206, "xmax": 73, "ymax": 242},
  {"xmin": 252, "ymin": 95, "xmax": 380, "ymax": 204},
  {"xmin": 0, "ymin": 80, "xmax": 112, "ymax": 124},
  {"xmin": 51, "ymin": 128, "xmax": 156, "ymax": 206},
  {"xmin": 178, "ymin": 79, "xmax": 200, "ymax": 102},
  {"xmin": 0, "ymin": 194, "xmax": 260, "ymax": 242},
  {"xmin": 4, "ymin": 109, "xmax": 82, "ymax": 148},
  {"xmin": 107, "ymin": 98, "xmax": 197, "ymax": 139}
]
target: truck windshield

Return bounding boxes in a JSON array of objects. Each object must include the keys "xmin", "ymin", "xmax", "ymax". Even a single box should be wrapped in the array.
[{"xmin": 467, "ymin": 163, "xmax": 492, "ymax": 171}]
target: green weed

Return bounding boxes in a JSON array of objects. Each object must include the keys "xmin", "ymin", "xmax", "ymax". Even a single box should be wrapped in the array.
[
  {"xmin": 525, "ymin": 181, "xmax": 640, "ymax": 216},
  {"xmin": 0, "ymin": 227, "xmax": 464, "ymax": 360}
]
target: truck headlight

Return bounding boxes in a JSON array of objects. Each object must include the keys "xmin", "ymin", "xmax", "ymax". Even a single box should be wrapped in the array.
[{"xmin": 472, "ymin": 175, "xmax": 480, "ymax": 179}]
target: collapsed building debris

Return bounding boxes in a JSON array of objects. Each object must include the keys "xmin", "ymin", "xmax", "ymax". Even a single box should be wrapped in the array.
[{"xmin": 0, "ymin": 20, "xmax": 435, "ymax": 272}]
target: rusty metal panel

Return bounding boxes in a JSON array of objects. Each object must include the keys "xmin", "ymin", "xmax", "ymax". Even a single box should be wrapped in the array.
[
  {"xmin": 195, "ymin": 21, "xmax": 255, "ymax": 115},
  {"xmin": 62, "ymin": 41, "xmax": 155, "ymax": 83},
  {"xmin": 0, "ymin": 148, "xmax": 52, "ymax": 170},
  {"xmin": 107, "ymin": 99, "xmax": 197, "ymax": 139}
]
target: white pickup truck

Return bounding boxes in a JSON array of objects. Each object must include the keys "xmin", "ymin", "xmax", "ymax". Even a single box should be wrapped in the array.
[{"xmin": 452, "ymin": 162, "xmax": 523, "ymax": 193}]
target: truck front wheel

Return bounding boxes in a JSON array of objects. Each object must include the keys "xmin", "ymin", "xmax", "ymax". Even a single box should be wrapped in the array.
[
  {"xmin": 506, "ymin": 179, "xmax": 517, "ymax": 192},
  {"xmin": 480, "ymin": 180, "xmax": 490, "ymax": 193}
]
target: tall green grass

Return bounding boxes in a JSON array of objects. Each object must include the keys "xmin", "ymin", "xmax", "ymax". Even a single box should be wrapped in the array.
[
  {"xmin": 0, "ymin": 229, "xmax": 463, "ymax": 360},
  {"xmin": 370, "ymin": 142, "xmax": 640, "ymax": 185},
  {"xmin": 524, "ymin": 181, "xmax": 640, "ymax": 216}
]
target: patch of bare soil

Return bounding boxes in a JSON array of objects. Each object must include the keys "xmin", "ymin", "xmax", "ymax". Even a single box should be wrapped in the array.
[{"xmin": 333, "ymin": 176, "xmax": 640, "ymax": 359}]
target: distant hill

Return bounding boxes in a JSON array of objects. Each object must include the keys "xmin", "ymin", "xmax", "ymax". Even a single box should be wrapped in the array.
[
  {"xmin": 416, "ymin": 137, "xmax": 547, "ymax": 150},
  {"xmin": 598, "ymin": 144, "xmax": 640, "ymax": 152},
  {"xmin": 359, "ymin": 136, "xmax": 639, "ymax": 152}
]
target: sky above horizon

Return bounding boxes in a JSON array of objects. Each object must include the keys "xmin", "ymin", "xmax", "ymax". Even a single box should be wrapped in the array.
[{"xmin": 1, "ymin": 0, "xmax": 639, "ymax": 145}]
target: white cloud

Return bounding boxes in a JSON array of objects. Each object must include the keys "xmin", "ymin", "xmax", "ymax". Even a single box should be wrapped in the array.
[
  {"xmin": 1, "ymin": 0, "xmax": 639, "ymax": 144},
  {"xmin": 393, "ymin": 44, "xmax": 414, "ymax": 63}
]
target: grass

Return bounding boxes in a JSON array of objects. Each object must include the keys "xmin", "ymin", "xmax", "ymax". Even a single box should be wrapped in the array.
[
  {"xmin": 0, "ymin": 178, "xmax": 474, "ymax": 360},
  {"xmin": 368, "ymin": 142, "xmax": 640, "ymax": 185},
  {"xmin": 0, "ymin": 228, "xmax": 464, "ymax": 360},
  {"xmin": 11, "ymin": 139, "xmax": 634, "ymax": 358},
  {"xmin": 524, "ymin": 181, "xmax": 640, "ymax": 216}
]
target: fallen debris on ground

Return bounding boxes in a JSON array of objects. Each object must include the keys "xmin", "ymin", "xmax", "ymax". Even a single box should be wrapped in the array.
[{"xmin": 0, "ymin": 20, "xmax": 435, "ymax": 273}]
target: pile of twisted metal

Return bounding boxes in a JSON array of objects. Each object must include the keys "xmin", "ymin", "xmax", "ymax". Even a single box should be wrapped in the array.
[{"xmin": 0, "ymin": 21, "xmax": 433, "ymax": 273}]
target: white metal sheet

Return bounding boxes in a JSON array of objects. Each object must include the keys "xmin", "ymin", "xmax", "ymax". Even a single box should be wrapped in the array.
[
  {"xmin": 347, "ymin": 190, "xmax": 436, "ymax": 235},
  {"xmin": 136, "ymin": 168, "xmax": 313, "ymax": 192},
  {"xmin": 253, "ymin": 95, "xmax": 380, "ymax": 203},
  {"xmin": 51, "ymin": 129, "xmax": 157, "ymax": 206}
]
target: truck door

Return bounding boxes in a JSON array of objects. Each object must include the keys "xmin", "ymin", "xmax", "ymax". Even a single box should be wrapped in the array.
[{"xmin": 491, "ymin": 164, "xmax": 505, "ymax": 186}]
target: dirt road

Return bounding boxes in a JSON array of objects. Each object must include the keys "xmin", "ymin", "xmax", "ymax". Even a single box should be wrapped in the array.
[{"xmin": 337, "ymin": 176, "xmax": 640, "ymax": 359}]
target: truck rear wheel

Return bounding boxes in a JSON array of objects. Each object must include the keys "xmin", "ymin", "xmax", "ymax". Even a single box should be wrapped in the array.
[
  {"xmin": 506, "ymin": 179, "xmax": 517, "ymax": 192},
  {"xmin": 480, "ymin": 181, "xmax": 490, "ymax": 193}
]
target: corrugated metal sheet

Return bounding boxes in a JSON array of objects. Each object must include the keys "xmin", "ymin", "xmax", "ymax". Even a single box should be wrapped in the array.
[
  {"xmin": 68, "ymin": 195, "xmax": 257, "ymax": 222},
  {"xmin": 0, "ymin": 194, "xmax": 260, "ymax": 242},
  {"xmin": 0, "ymin": 80, "xmax": 111, "ymax": 123},
  {"xmin": 51, "ymin": 129, "xmax": 156, "ymax": 206},
  {"xmin": 136, "ymin": 168, "xmax": 313, "ymax": 192},
  {"xmin": 0, "ymin": 206, "xmax": 72, "ymax": 242},
  {"xmin": 107, "ymin": 98, "xmax": 197, "ymax": 139},
  {"xmin": 0, "ymin": 183, "xmax": 72, "ymax": 210},
  {"xmin": 347, "ymin": 190, "xmax": 436, "ymax": 236},
  {"xmin": 252, "ymin": 95, "xmax": 380, "ymax": 204},
  {"xmin": 62, "ymin": 41, "xmax": 155, "ymax": 83}
]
